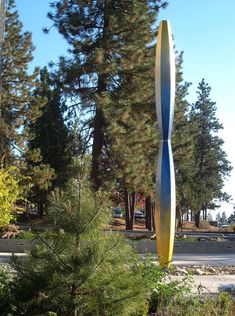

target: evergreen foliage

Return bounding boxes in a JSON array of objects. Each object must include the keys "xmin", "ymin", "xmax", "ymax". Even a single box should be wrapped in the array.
[
  {"xmin": 12, "ymin": 166, "xmax": 146, "ymax": 315},
  {"xmin": 221, "ymin": 211, "xmax": 227, "ymax": 223},
  {"xmin": 172, "ymin": 52, "xmax": 195, "ymax": 229},
  {"xmin": 30, "ymin": 67, "xmax": 71, "ymax": 187},
  {"xmin": 28, "ymin": 67, "xmax": 73, "ymax": 215},
  {"xmin": 47, "ymin": 0, "xmax": 167, "ymax": 191},
  {"xmin": 189, "ymin": 79, "xmax": 232, "ymax": 226},
  {"xmin": 0, "ymin": 0, "xmax": 45, "ymax": 166},
  {"xmin": 0, "ymin": 0, "xmax": 56, "ymax": 211},
  {"xmin": 228, "ymin": 209, "xmax": 235, "ymax": 223},
  {"xmin": 0, "ymin": 0, "xmax": 232, "ymax": 233}
]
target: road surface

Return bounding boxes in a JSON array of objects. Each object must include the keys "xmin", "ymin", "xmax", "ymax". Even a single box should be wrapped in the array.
[{"xmin": 141, "ymin": 253, "xmax": 235, "ymax": 266}]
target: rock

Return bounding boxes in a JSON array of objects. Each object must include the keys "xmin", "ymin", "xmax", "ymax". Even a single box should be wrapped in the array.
[
  {"xmin": 206, "ymin": 267, "xmax": 216, "ymax": 274},
  {"xmin": 169, "ymin": 265, "xmax": 235, "ymax": 276},
  {"xmin": 176, "ymin": 267, "xmax": 188, "ymax": 275},
  {"xmin": 194, "ymin": 268, "xmax": 204, "ymax": 275}
]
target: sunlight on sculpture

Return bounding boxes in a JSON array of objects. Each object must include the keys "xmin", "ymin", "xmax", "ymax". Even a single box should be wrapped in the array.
[{"xmin": 155, "ymin": 20, "xmax": 176, "ymax": 268}]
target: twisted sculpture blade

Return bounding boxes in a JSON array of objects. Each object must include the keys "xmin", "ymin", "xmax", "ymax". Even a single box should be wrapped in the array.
[{"xmin": 155, "ymin": 20, "xmax": 176, "ymax": 268}]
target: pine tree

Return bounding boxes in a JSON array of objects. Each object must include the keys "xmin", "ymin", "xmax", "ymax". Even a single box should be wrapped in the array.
[
  {"xmin": 28, "ymin": 67, "xmax": 73, "ymax": 216},
  {"xmin": 47, "ymin": 0, "xmax": 167, "ymax": 192},
  {"xmin": 189, "ymin": 79, "xmax": 232, "ymax": 227},
  {"xmin": 0, "ymin": 0, "xmax": 45, "ymax": 166},
  {"xmin": 0, "ymin": 0, "xmax": 56, "ymax": 215},
  {"xmin": 12, "ymin": 169, "xmax": 147, "ymax": 315},
  {"xmin": 228, "ymin": 208, "xmax": 235, "ymax": 223},
  {"xmin": 216, "ymin": 212, "xmax": 221, "ymax": 223},
  {"xmin": 221, "ymin": 211, "xmax": 227, "ymax": 223},
  {"xmin": 172, "ymin": 52, "xmax": 195, "ymax": 230}
]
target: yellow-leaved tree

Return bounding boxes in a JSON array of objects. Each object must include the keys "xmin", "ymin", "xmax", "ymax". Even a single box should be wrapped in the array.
[{"xmin": 0, "ymin": 167, "xmax": 24, "ymax": 227}]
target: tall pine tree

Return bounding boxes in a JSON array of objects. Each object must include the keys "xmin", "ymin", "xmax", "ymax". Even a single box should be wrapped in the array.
[
  {"xmin": 172, "ymin": 52, "xmax": 195, "ymax": 230},
  {"xmin": 189, "ymin": 79, "xmax": 232, "ymax": 227},
  {"xmin": 47, "ymin": 0, "xmax": 167, "ymax": 193},
  {"xmin": 28, "ymin": 67, "xmax": 73, "ymax": 216},
  {"xmin": 0, "ymin": 0, "xmax": 45, "ymax": 166},
  {"xmin": 0, "ymin": 1, "xmax": 57, "ymax": 217}
]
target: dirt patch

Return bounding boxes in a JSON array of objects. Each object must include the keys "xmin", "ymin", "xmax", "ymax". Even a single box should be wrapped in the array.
[{"xmin": 109, "ymin": 218, "xmax": 148, "ymax": 231}]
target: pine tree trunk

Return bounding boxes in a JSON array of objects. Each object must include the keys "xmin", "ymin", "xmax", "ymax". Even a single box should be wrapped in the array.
[
  {"xmin": 90, "ymin": 4, "xmax": 109, "ymax": 191},
  {"xmin": 186, "ymin": 210, "xmax": 189, "ymax": 221},
  {"xmin": 191, "ymin": 210, "xmax": 194, "ymax": 222},
  {"xmin": 130, "ymin": 192, "xmax": 135, "ymax": 228},
  {"xmin": 181, "ymin": 210, "xmax": 184, "ymax": 231},
  {"xmin": 38, "ymin": 200, "xmax": 44, "ymax": 218},
  {"xmin": 195, "ymin": 210, "xmax": 201, "ymax": 228},
  {"xmin": 202, "ymin": 206, "xmax": 207, "ymax": 220},
  {"xmin": 90, "ymin": 105, "xmax": 105, "ymax": 190},
  {"xmin": 176, "ymin": 206, "xmax": 182, "ymax": 231},
  {"xmin": 124, "ymin": 190, "xmax": 135, "ymax": 230},
  {"xmin": 145, "ymin": 196, "xmax": 152, "ymax": 231},
  {"xmin": 37, "ymin": 191, "xmax": 46, "ymax": 218},
  {"xmin": 152, "ymin": 201, "xmax": 156, "ymax": 231},
  {"xmin": 124, "ymin": 189, "xmax": 130, "ymax": 229}
]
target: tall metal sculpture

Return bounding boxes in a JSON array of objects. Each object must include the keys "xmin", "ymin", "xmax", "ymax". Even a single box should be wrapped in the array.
[{"xmin": 155, "ymin": 20, "xmax": 176, "ymax": 268}]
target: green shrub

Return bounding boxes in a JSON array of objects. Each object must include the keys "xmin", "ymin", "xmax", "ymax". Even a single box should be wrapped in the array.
[
  {"xmin": 13, "ymin": 230, "xmax": 35, "ymax": 239},
  {"xmin": 135, "ymin": 258, "xmax": 235, "ymax": 316},
  {"xmin": 164, "ymin": 292, "xmax": 234, "ymax": 316},
  {"xmin": 11, "ymin": 178, "xmax": 147, "ymax": 316}
]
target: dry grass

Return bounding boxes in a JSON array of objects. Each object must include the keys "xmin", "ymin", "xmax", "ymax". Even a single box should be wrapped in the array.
[
  {"xmin": 109, "ymin": 218, "xmax": 148, "ymax": 231},
  {"xmin": 109, "ymin": 219, "xmax": 223, "ymax": 232}
]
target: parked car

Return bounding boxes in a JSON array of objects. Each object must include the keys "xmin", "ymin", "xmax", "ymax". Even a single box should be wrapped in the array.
[
  {"xmin": 134, "ymin": 210, "xmax": 145, "ymax": 219},
  {"xmin": 112, "ymin": 208, "xmax": 123, "ymax": 218},
  {"xmin": 219, "ymin": 223, "xmax": 230, "ymax": 228}
]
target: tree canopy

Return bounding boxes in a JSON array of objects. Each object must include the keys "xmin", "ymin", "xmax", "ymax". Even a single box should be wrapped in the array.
[{"xmin": 0, "ymin": 0, "xmax": 232, "ymax": 228}]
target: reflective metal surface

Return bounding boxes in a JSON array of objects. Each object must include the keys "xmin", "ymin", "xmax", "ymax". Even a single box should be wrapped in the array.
[{"xmin": 155, "ymin": 20, "xmax": 176, "ymax": 268}]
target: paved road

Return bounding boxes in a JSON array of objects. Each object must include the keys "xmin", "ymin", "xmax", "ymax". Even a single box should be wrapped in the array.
[
  {"xmin": 1, "ymin": 252, "xmax": 235, "ymax": 266},
  {"xmin": 173, "ymin": 253, "xmax": 235, "ymax": 266},
  {"xmin": 0, "ymin": 252, "xmax": 235, "ymax": 266},
  {"xmin": 141, "ymin": 253, "xmax": 235, "ymax": 266}
]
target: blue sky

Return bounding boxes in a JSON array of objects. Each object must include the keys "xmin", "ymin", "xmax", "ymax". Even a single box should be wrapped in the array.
[
  {"xmin": 15, "ymin": 0, "xmax": 235, "ymax": 218},
  {"xmin": 159, "ymin": 0, "xmax": 235, "ymax": 218}
]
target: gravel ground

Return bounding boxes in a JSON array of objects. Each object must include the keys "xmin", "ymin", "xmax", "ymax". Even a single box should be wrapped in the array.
[{"xmin": 171, "ymin": 265, "xmax": 235, "ymax": 275}]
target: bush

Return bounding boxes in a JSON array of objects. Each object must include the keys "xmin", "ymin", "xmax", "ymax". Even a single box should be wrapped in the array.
[
  {"xmin": 0, "ymin": 167, "xmax": 25, "ymax": 227},
  {"xmin": 164, "ymin": 292, "xmax": 234, "ymax": 316},
  {"xmin": 13, "ymin": 230, "xmax": 35, "ymax": 239},
  {"xmin": 139, "ymin": 264, "xmax": 235, "ymax": 316}
]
